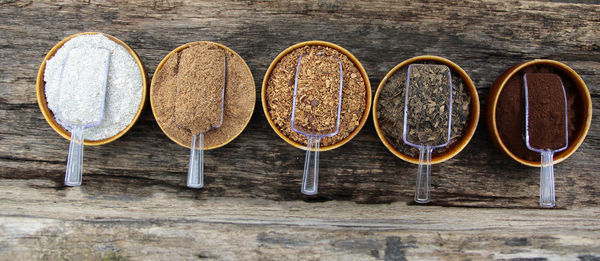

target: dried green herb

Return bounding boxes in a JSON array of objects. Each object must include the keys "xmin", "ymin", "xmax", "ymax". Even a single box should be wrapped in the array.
[
  {"xmin": 377, "ymin": 62, "xmax": 471, "ymax": 157},
  {"xmin": 405, "ymin": 64, "xmax": 451, "ymax": 146}
]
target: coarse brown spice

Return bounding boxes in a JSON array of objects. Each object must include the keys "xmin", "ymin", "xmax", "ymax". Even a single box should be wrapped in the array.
[
  {"xmin": 151, "ymin": 42, "xmax": 255, "ymax": 148},
  {"xmin": 266, "ymin": 45, "xmax": 367, "ymax": 146},
  {"xmin": 293, "ymin": 53, "xmax": 341, "ymax": 135},
  {"xmin": 496, "ymin": 65, "xmax": 583, "ymax": 162},
  {"xmin": 377, "ymin": 62, "xmax": 471, "ymax": 157}
]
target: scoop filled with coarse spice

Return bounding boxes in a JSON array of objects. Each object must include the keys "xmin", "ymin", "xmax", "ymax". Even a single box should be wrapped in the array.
[
  {"xmin": 151, "ymin": 42, "xmax": 255, "ymax": 188},
  {"xmin": 262, "ymin": 41, "xmax": 372, "ymax": 194}
]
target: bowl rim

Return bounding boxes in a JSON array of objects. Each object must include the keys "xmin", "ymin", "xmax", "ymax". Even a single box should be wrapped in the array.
[
  {"xmin": 260, "ymin": 40, "xmax": 372, "ymax": 151},
  {"xmin": 486, "ymin": 59, "xmax": 592, "ymax": 167},
  {"xmin": 36, "ymin": 32, "xmax": 148, "ymax": 146},
  {"xmin": 149, "ymin": 41, "xmax": 256, "ymax": 150},
  {"xmin": 372, "ymin": 55, "xmax": 480, "ymax": 164}
]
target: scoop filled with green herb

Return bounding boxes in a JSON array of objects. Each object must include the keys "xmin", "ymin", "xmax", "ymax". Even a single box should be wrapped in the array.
[{"xmin": 403, "ymin": 64, "xmax": 453, "ymax": 203}]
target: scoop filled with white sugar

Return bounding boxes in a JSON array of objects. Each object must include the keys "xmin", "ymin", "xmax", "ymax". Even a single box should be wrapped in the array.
[
  {"xmin": 55, "ymin": 47, "xmax": 110, "ymax": 186},
  {"xmin": 43, "ymin": 33, "xmax": 144, "ymax": 142}
]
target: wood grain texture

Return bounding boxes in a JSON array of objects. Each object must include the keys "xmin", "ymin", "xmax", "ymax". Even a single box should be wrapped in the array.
[
  {"xmin": 0, "ymin": 0, "xmax": 599, "ymax": 259},
  {"xmin": 1, "ymin": 180, "xmax": 600, "ymax": 260}
]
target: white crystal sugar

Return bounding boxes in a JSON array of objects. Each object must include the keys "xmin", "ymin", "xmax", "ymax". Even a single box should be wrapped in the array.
[
  {"xmin": 56, "ymin": 47, "xmax": 110, "ymax": 126},
  {"xmin": 44, "ymin": 34, "xmax": 143, "ymax": 141}
]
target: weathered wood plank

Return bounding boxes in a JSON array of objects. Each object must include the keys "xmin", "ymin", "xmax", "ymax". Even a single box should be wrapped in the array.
[{"xmin": 1, "ymin": 181, "xmax": 599, "ymax": 260}]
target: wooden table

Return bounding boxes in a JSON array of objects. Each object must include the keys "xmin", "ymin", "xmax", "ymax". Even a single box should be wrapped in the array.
[{"xmin": 1, "ymin": 1, "xmax": 599, "ymax": 260}]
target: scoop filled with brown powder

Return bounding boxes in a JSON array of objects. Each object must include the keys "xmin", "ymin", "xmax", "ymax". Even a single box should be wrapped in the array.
[
  {"xmin": 174, "ymin": 47, "xmax": 226, "ymax": 189},
  {"xmin": 290, "ymin": 54, "xmax": 343, "ymax": 195},
  {"xmin": 174, "ymin": 47, "xmax": 225, "ymax": 134},
  {"xmin": 151, "ymin": 42, "xmax": 255, "ymax": 150},
  {"xmin": 151, "ymin": 42, "xmax": 255, "ymax": 189},
  {"xmin": 523, "ymin": 73, "xmax": 568, "ymax": 208}
]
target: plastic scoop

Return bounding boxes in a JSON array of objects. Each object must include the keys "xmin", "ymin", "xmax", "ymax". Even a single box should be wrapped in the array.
[
  {"xmin": 291, "ymin": 54, "xmax": 343, "ymax": 195},
  {"xmin": 403, "ymin": 64, "xmax": 453, "ymax": 203},
  {"xmin": 55, "ymin": 47, "xmax": 110, "ymax": 186},
  {"xmin": 523, "ymin": 73, "xmax": 568, "ymax": 208},
  {"xmin": 174, "ymin": 51, "xmax": 226, "ymax": 189}
]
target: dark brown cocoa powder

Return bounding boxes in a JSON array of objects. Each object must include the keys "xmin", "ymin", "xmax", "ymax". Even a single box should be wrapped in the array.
[
  {"xmin": 266, "ymin": 45, "xmax": 367, "ymax": 147},
  {"xmin": 377, "ymin": 63, "xmax": 471, "ymax": 157},
  {"xmin": 152, "ymin": 42, "xmax": 255, "ymax": 148},
  {"xmin": 525, "ymin": 73, "xmax": 567, "ymax": 150},
  {"xmin": 496, "ymin": 65, "xmax": 583, "ymax": 162}
]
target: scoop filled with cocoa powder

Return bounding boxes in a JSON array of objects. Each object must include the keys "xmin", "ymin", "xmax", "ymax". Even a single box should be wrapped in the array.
[
  {"xmin": 523, "ymin": 73, "xmax": 568, "ymax": 208},
  {"xmin": 291, "ymin": 54, "xmax": 343, "ymax": 195}
]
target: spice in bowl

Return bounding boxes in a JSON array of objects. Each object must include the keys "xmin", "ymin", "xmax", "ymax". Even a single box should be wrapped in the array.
[
  {"xmin": 292, "ymin": 54, "xmax": 342, "ymax": 136},
  {"xmin": 173, "ymin": 47, "xmax": 225, "ymax": 135},
  {"xmin": 151, "ymin": 42, "xmax": 255, "ymax": 150},
  {"xmin": 377, "ymin": 62, "xmax": 472, "ymax": 158},
  {"xmin": 495, "ymin": 65, "xmax": 584, "ymax": 162},
  {"xmin": 265, "ymin": 44, "xmax": 367, "ymax": 147},
  {"xmin": 43, "ymin": 33, "xmax": 144, "ymax": 141}
]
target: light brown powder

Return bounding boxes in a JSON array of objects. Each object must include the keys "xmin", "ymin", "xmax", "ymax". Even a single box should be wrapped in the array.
[
  {"xmin": 174, "ymin": 45, "xmax": 225, "ymax": 134},
  {"xmin": 151, "ymin": 42, "xmax": 255, "ymax": 149},
  {"xmin": 266, "ymin": 45, "xmax": 367, "ymax": 146}
]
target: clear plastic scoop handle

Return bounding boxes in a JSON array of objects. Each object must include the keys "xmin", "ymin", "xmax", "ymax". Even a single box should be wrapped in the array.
[
  {"xmin": 539, "ymin": 149, "xmax": 556, "ymax": 208},
  {"xmin": 301, "ymin": 136, "xmax": 320, "ymax": 195},
  {"xmin": 187, "ymin": 133, "xmax": 205, "ymax": 188},
  {"xmin": 415, "ymin": 144, "xmax": 433, "ymax": 203},
  {"xmin": 64, "ymin": 126, "xmax": 84, "ymax": 186}
]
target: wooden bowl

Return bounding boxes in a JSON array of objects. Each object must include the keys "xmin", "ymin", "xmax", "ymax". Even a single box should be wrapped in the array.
[
  {"xmin": 487, "ymin": 59, "xmax": 592, "ymax": 167},
  {"xmin": 36, "ymin": 32, "xmax": 148, "ymax": 146},
  {"xmin": 150, "ymin": 41, "xmax": 256, "ymax": 150},
  {"xmin": 261, "ymin": 41, "xmax": 372, "ymax": 151},
  {"xmin": 373, "ymin": 55, "xmax": 480, "ymax": 164}
]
